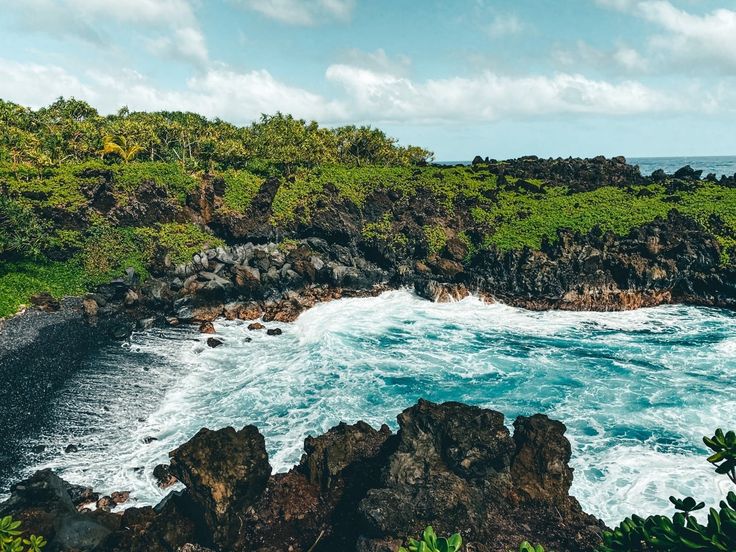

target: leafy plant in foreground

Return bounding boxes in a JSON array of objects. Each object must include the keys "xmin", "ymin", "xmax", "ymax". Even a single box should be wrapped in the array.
[
  {"xmin": 398, "ymin": 526, "xmax": 462, "ymax": 552},
  {"xmin": 599, "ymin": 429, "xmax": 736, "ymax": 551},
  {"xmin": 517, "ymin": 542, "xmax": 546, "ymax": 552},
  {"xmin": 0, "ymin": 516, "xmax": 46, "ymax": 552}
]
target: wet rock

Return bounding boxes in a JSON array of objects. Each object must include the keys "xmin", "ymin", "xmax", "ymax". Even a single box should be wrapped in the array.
[
  {"xmin": 266, "ymin": 328, "xmax": 282, "ymax": 336},
  {"xmin": 168, "ymin": 425, "xmax": 271, "ymax": 546},
  {"xmin": 143, "ymin": 436, "xmax": 159, "ymax": 444},
  {"xmin": 198, "ymin": 321, "xmax": 216, "ymax": 334},
  {"xmin": 153, "ymin": 464, "xmax": 178, "ymax": 489},
  {"xmin": 248, "ymin": 322, "xmax": 265, "ymax": 330},
  {"xmin": 67, "ymin": 485, "xmax": 99, "ymax": 508},
  {"xmin": 111, "ymin": 491, "xmax": 131, "ymax": 505},
  {"xmin": 96, "ymin": 496, "xmax": 114, "ymax": 511},
  {"xmin": 206, "ymin": 337, "xmax": 223, "ymax": 348},
  {"xmin": 65, "ymin": 444, "xmax": 79, "ymax": 453}
]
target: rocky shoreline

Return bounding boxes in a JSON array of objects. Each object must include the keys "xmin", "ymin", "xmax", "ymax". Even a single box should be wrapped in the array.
[
  {"xmin": 0, "ymin": 399, "xmax": 606, "ymax": 552},
  {"xmin": 2, "ymin": 156, "xmax": 736, "ymax": 550}
]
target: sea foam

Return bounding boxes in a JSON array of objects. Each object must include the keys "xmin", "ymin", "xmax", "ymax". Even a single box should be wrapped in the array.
[{"xmin": 13, "ymin": 290, "xmax": 736, "ymax": 526}]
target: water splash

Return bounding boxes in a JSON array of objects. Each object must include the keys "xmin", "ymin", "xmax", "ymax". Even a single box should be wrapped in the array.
[{"xmin": 13, "ymin": 290, "xmax": 736, "ymax": 526}]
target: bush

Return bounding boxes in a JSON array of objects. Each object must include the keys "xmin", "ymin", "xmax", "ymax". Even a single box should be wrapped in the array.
[
  {"xmin": 599, "ymin": 429, "xmax": 736, "ymax": 551},
  {"xmin": 0, "ymin": 196, "xmax": 49, "ymax": 257},
  {"xmin": 398, "ymin": 526, "xmax": 462, "ymax": 552},
  {"xmin": 0, "ymin": 515, "xmax": 46, "ymax": 552}
]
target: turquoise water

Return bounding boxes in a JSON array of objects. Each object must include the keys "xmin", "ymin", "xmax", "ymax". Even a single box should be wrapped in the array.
[
  {"xmin": 629, "ymin": 156, "xmax": 736, "ymax": 178},
  {"xmin": 15, "ymin": 291, "xmax": 736, "ymax": 525}
]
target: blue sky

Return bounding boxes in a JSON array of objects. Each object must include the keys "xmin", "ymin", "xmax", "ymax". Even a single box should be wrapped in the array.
[{"xmin": 1, "ymin": 0, "xmax": 735, "ymax": 159}]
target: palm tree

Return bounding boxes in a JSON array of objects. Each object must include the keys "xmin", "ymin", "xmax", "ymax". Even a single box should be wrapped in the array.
[{"xmin": 100, "ymin": 135, "xmax": 143, "ymax": 163}]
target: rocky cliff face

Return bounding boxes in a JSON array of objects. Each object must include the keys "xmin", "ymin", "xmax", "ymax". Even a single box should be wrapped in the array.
[{"xmin": 0, "ymin": 400, "xmax": 605, "ymax": 552}]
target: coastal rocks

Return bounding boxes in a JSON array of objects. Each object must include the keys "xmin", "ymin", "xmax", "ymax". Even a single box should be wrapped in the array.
[
  {"xmin": 153, "ymin": 464, "xmax": 178, "ymax": 489},
  {"xmin": 0, "ymin": 469, "xmax": 118, "ymax": 551},
  {"xmin": 198, "ymin": 321, "xmax": 215, "ymax": 334},
  {"xmin": 30, "ymin": 292, "xmax": 60, "ymax": 312},
  {"xmin": 206, "ymin": 337, "xmax": 223, "ymax": 348},
  {"xmin": 168, "ymin": 425, "xmax": 272, "ymax": 546},
  {"xmin": 42, "ymin": 400, "xmax": 607, "ymax": 552}
]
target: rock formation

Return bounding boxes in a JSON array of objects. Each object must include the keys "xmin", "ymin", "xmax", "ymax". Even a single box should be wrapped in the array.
[{"xmin": 1, "ymin": 400, "xmax": 605, "ymax": 552}]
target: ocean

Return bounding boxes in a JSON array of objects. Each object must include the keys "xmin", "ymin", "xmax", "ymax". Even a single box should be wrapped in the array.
[
  {"xmin": 439, "ymin": 156, "xmax": 736, "ymax": 178},
  {"xmin": 7, "ymin": 290, "xmax": 735, "ymax": 527}
]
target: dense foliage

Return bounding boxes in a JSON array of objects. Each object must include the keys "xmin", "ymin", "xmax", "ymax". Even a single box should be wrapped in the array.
[
  {"xmin": 0, "ymin": 97, "xmax": 433, "ymax": 172},
  {"xmin": 0, "ymin": 516, "xmax": 46, "ymax": 552},
  {"xmin": 600, "ymin": 429, "xmax": 736, "ymax": 551},
  {"xmin": 1, "ymin": 97, "xmax": 735, "ymax": 318}
]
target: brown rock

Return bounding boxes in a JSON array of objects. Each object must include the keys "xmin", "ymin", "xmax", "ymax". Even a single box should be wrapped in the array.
[
  {"xmin": 168, "ymin": 425, "xmax": 272, "ymax": 546},
  {"xmin": 153, "ymin": 464, "xmax": 178, "ymax": 489},
  {"xmin": 248, "ymin": 322, "xmax": 265, "ymax": 330},
  {"xmin": 199, "ymin": 320, "xmax": 216, "ymax": 334},
  {"xmin": 192, "ymin": 304, "xmax": 224, "ymax": 322},
  {"xmin": 82, "ymin": 297, "xmax": 98, "ymax": 317},
  {"xmin": 111, "ymin": 491, "xmax": 131, "ymax": 505}
]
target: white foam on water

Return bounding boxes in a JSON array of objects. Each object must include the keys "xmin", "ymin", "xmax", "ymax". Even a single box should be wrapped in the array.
[{"xmin": 14, "ymin": 290, "xmax": 736, "ymax": 526}]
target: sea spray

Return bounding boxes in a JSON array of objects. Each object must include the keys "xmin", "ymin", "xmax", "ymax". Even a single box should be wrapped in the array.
[{"xmin": 12, "ymin": 290, "xmax": 736, "ymax": 526}]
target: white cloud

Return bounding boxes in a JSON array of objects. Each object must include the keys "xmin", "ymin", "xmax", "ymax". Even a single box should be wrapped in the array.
[
  {"xmin": 595, "ymin": 0, "xmax": 736, "ymax": 74},
  {"xmin": 553, "ymin": 41, "xmax": 649, "ymax": 74},
  {"xmin": 3, "ymin": 0, "xmax": 208, "ymax": 67},
  {"xmin": 236, "ymin": 0, "xmax": 356, "ymax": 25},
  {"xmin": 326, "ymin": 64, "xmax": 683, "ymax": 123},
  {"xmin": 0, "ymin": 58, "xmax": 345, "ymax": 123},
  {"xmin": 0, "ymin": 56, "xmax": 727, "ymax": 128},
  {"xmin": 637, "ymin": 1, "xmax": 736, "ymax": 72},
  {"xmin": 339, "ymin": 48, "xmax": 411, "ymax": 76},
  {"xmin": 486, "ymin": 14, "xmax": 524, "ymax": 38}
]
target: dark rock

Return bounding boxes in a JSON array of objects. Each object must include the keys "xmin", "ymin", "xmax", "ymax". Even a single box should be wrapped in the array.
[
  {"xmin": 198, "ymin": 321, "xmax": 216, "ymax": 334},
  {"xmin": 64, "ymin": 444, "xmax": 79, "ymax": 453},
  {"xmin": 266, "ymin": 328, "xmax": 282, "ymax": 336},
  {"xmin": 206, "ymin": 337, "xmax": 223, "ymax": 348},
  {"xmin": 168, "ymin": 425, "xmax": 272, "ymax": 546},
  {"xmin": 247, "ymin": 322, "xmax": 265, "ymax": 330},
  {"xmin": 143, "ymin": 436, "xmax": 159, "ymax": 444},
  {"xmin": 30, "ymin": 292, "xmax": 60, "ymax": 312},
  {"xmin": 153, "ymin": 464, "xmax": 178, "ymax": 489}
]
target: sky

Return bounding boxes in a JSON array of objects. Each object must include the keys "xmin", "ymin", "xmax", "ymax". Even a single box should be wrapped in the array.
[{"xmin": 0, "ymin": 0, "xmax": 735, "ymax": 160}]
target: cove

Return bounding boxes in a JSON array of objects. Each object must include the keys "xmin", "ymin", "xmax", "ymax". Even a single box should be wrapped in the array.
[{"xmin": 7, "ymin": 290, "xmax": 736, "ymax": 527}]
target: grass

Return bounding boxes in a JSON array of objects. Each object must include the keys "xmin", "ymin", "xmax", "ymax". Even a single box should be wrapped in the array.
[
  {"xmin": 220, "ymin": 169, "xmax": 264, "ymax": 212},
  {"xmin": 471, "ymin": 182, "xmax": 736, "ymax": 264},
  {"xmin": 0, "ymin": 260, "xmax": 87, "ymax": 318},
  {"xmin": 270, "ymin": 165, "xmax": 496, "ymax": 224},
  {"xmin": 0, "ymin": 160, "xmax": 197, "ymax": 209}
]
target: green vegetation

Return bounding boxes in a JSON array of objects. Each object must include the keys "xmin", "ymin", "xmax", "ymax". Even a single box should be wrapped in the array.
[
  {"xmin": 398, "ymin": 526, "xmax": 462, "ymax": 552},
  {"xmin": 472, "ymin": 182, "xmax": 736, "ymax": 263},
  {"xmin": 220, "ymin": 169, "xmax": 264, "ymax": 212},
  {"xmin": 0, "ymin": 260, "xmax": 87, "ymax": 318},
  {"xmin": 600, "ymin": 428, "xmax": 736, "ymax": 551},
  {"xmin": 517, "ymin": 544, "xmax": 546, "ymax": 552},
  {"xmin": 423, "ymin": 224, "xmax": 448, "ymax": 256},
  {"xmin": 362, "ymin": 213, "xmax": 408, "ymax": 251},
  {"xmin": 1, "ymin": 515, "xmax": 46, "ymax": 552}
]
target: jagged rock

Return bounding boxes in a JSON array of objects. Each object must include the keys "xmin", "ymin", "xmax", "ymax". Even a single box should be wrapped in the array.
[
  {"xmin": 168, "ymin": 425, "xmax": 272, "ymax": 546},
  {"xmin": 153, "ymin": 464, "xmax": 178, "ymax": 489},
  {"xmin": 30, "ymin": 292, "xmax": 60, "ymax": 312}
]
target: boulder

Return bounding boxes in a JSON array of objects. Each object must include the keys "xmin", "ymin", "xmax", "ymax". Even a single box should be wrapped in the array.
[{"xmin": 168, "ymin": 425, "xmax": 272, "ymax": 546}]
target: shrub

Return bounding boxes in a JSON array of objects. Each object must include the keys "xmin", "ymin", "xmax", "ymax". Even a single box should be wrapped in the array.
[
  {"xmin": 0, "ymin": 515, "xmax": 47, "ymax": 552},
  {"xmin": 423, "ymin": 224, "xmax": 447, "ymax": 257},
  {"xmin": 220, "ymin": 169, "xmax": 264, "ymax": 212},
  {"xmin": 398, "ymin": 526, "xmax": 462, "ymax": 552},
  {"xmin": 0, "ymin": 196, "xmax": 50, "ymax": 257},
  {"xmin": 599, "ymin": 428, "xmax": 736, "ymax": 551}
]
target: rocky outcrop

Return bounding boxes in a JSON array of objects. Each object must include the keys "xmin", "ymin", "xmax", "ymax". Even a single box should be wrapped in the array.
[{"xmin": 1, "ymin": 401, "xmax": 605, "ymax": 552}]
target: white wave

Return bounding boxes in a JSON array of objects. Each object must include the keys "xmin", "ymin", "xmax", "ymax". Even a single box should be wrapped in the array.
[{"xmin": 14, "ymin": 290, "xmax": 736, "ymax": 525}]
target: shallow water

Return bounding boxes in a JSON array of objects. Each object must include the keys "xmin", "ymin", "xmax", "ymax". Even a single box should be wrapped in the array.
[{"xmin": 9, "ymin": 290, "xmax": 736, "ymax": 526}]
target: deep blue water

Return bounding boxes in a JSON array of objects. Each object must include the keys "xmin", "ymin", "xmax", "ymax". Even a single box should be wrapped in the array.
[{"xmin": 11, "ymin": 291, "xmax": 736, "ymax": 526}]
